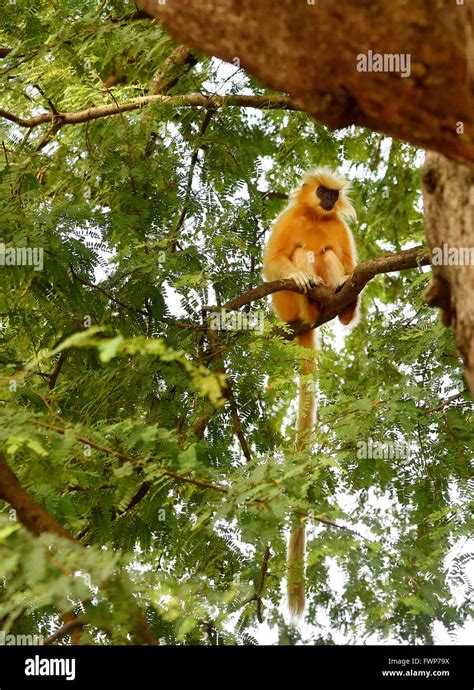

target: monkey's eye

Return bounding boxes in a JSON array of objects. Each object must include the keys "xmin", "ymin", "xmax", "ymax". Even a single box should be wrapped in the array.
[
  {"xmin": 316, "ymin": 185, "xmax": 338, "ymax": 197},
  {"xmin": 316, "ymin": 185, "xmax": 339, "ymax": 206}
]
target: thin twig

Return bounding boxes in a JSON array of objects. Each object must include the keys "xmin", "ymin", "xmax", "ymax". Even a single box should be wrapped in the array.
[
  {"xmin": 222, "ymin": 372, "xmax": 252, "ymax": 462},
  {"xmin": 27, "ymin": 418, "xmax": 362, "ymax": 535},
  {"xmin": 69, "ymin": 264, "xmax": 147, "ymax": 315},
  {"xmin": 42, "ymin": 619, "xmax": 84, "ymax": 646},
  {"xmin": 422, "ymin": 392, "xmax": 464, "ymax": 413},
  {"xmin": 48, "ymin": 351, "xmax": 69, "ymax": 390},
  {"xmin": 170, "ymin": 107, "xmax": 215, "ymax": 250}
]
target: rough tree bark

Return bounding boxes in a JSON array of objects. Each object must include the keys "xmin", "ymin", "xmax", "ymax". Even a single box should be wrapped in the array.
[
  {"xmin": 138, "ymin": 0, "xmax": 473, "ymax": 162},
  {"xmin": 422, "ymin": 154, "xmax": 474, "ymax": 394},
  {"xmin": 138, "ymin": 0, "xmax": 474, "ymax": 393}
]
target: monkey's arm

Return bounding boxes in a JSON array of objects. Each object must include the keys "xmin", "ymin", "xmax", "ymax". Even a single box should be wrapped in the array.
[{"xmin": 263, "ymin": 217, "xmax": 300, "ymax": 280}]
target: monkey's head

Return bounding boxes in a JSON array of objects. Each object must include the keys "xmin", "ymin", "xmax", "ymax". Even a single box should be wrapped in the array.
[{"xmin": 292, "ymin": 168, "xmax": 356, "ymax": 220}]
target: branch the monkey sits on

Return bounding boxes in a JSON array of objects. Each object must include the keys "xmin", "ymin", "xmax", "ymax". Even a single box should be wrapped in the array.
[{"xmin": 263, "ymin": 168, "xmax": 359, "ymax": 618}]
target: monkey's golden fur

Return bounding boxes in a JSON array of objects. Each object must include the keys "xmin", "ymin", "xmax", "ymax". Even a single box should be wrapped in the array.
[{"xmin": 263, "ymin": 168, "xmax": 358, "ymax": 618}]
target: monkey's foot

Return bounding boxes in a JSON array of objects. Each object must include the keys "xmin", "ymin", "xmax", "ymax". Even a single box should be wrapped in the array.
[{"xmin": 335, "ymin": 274, "xmax": 352, "ymax": 293}]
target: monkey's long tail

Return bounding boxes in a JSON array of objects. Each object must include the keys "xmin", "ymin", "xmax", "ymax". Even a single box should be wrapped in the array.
[{"xmin": 287, "ymin": 328, "xmax": 317, "ymax": 619}]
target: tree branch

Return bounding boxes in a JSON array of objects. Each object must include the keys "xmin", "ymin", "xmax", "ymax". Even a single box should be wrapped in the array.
[
  {"xmin": 27, "ymin": 418, "xmax": 388, "ymax": 575},
  {"xmin": 255, "ymin": 543, "xmax": 271, "ymax": 623},
  {"xmin": 0, "ymin": 93, "xmax": 299, "ymax": 129},
  {"xmin": 136, "ymin": 0, "xmax": 473, "ymax": 163},
  {"xmin": 29, "ymin": 418, "xmax": 230, "ymax": 494},
  {"xmin": 68, "ymin": 263, "xmax": 206, "ymax": 329},
  {"xmin": 232, "ymin": 543, "xmax": 271, "ymax": 621},
  {"xmin": 0, "ymin": 450, "xmax": 83, "ymax": 642},
  {"xmin": 203, "ymin": 244, "xmax": 430, "ymax": 336},
  {"xmin": 71, "ymin": 245, "xmax": 428, "ymax": 340},
  {"xmin": 422, "ymin": 392, "xmax": 464, "ymax": 413},
  {"xmin": 69, "ymin": 264, "xmax": 148, "ymax": 315},
  {"xmin": 0, "ymin": 448, "xmax": 157, "ymax": 645},
  {"xmin": 0, "ymin": 451, "xmax": 73, "ymax": 538},
  {"xmin": 222, "ymin": 370, "xmax": 252, "ymax": 462},
  {"xmin": 149, "ymin": 45, "xmax": 197, "ymax": 95},
  {"xmin": 42, "ymin": 619, "xmax": 85, "ymax": 646},
  {"xmin": 170, "ymin": 106, "xmax": 215, "ymax": 250},
  {"xmin": 27, "ymin": 418, "xmax": 355, "ymax": 529},
  {"xmin": 48, "ymin": 351, "xmax": 69, "ymax": 390}
]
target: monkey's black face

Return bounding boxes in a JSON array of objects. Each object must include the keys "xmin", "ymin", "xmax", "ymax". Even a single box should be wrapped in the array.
[{"xmin": 316, "ymin": 185, "xmax": 339, "ymax": 211}]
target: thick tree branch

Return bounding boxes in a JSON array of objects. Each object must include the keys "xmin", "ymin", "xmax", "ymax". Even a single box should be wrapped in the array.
[
  {"xmin": 0, "ymin": 94, "xmax": 299, "ymax": 129},
  {"xmin": 310, "ymin": 244, "xmax": 430, "ymax": 329},
  {"xmin": 203, "ymin": 245, "xmax": 430, "ymax": 335},
  {"xmin": 0, "ymin": 451, "xmax": 82, "ymax": 642},
  {"xmin": 74, "ymin": 246, "xmax": 428, "ymax": 338},
  {"xmin": 422, "ymin": 153, "xmax": 474, "ymax": 395},
  {"xmin": 137, "ymin": 0, "xmax": 473, "ymax": 163},
  {"xmin": 0, "ymin": 451, "xmax": 73, "ymax": 538},
  {"xmin": 0, "ymin": 449, "xmax": 156, "ymax": 645}
]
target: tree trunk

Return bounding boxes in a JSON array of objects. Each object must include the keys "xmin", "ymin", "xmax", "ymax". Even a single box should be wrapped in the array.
[{"xmin": 422, "ymin": 154, "xmax": 474, "ymax": 394}]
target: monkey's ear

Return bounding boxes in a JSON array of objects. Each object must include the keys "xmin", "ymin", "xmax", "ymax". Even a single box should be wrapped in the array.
[{"xmin": 302, "ymin": 183, "xmax": 309, "ymax": 188}]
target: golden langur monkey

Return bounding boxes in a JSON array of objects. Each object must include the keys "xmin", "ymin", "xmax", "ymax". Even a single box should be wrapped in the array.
[{"xmin": 262, "ymin": 168, "xmax": 359, "ymax": 618}]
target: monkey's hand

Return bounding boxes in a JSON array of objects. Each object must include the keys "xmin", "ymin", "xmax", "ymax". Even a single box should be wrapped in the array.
[
  {"xmin": 334, "ymin": 274, "xmax": 352, "ymax": 293},
  {"xmin": 286, "ymin": 271, "xmax": 324, "ymax": 293}
]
